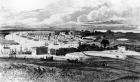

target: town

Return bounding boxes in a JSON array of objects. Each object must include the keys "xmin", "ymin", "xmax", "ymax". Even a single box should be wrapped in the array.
[{"xmin": 0, "ymin": 29, "xmax": 140, "ymax": 63}]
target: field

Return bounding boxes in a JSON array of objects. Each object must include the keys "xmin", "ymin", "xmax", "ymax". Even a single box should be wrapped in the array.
[{"xmin": 0, "ymin": 57, "xmax": 140, "ymax": 82}]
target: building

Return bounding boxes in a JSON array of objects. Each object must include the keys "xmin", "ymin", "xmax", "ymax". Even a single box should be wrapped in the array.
[
  {"xmin": 32, "ymin": 46, "xmax": 48, "ymax": 55},
  {"xmin": 0, "ymin": 38, "xmax": 19, "ymax": 55}
]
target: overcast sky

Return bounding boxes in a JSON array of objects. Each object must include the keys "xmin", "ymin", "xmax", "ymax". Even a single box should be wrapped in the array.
[{"xmin": 0, "ymin": 0, "xmax": 140, "ymax": 27}]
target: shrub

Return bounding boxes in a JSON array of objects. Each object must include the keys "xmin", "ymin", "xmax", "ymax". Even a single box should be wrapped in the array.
[{"xmin": 56, "ymin": 48, "xmax": 78, "ymax": 56}]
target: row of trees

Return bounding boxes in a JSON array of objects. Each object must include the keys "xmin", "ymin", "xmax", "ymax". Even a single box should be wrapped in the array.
[
  {"xmin": 55, "ymin": 43, "xmax": 117, "ymax": 56},
  {"xmin": 81, "ymin": 30, "xmax": 114, "ymax": 37}
]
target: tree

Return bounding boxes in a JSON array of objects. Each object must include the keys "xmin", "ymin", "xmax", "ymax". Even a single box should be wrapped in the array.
[
  {"xmin": 107, "ymin": 30, "xmax": 113, "ymax": 34},
  {"xmin": 101, "ymin": 39, "xmax": 110, "ymax": 48}
]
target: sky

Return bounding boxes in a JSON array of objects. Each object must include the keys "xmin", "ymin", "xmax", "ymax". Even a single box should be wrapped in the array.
[{"xmin": 0, "ymin": 0, "xmax": 140, "ymax": 28}]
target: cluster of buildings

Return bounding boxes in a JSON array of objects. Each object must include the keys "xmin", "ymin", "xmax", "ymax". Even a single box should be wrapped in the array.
[
  {"xmin": 0, "ymin": 31, "xmax": 80, "ymax": 57},
  {"xmin": 1, "ymin": 30, "xmax": 137, "ymax": 58}
]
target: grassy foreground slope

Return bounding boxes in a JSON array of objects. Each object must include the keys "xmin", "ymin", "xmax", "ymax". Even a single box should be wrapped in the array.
[{"xmin": 0, "ymin": 59, "xmax": 139, "ymax": 82}]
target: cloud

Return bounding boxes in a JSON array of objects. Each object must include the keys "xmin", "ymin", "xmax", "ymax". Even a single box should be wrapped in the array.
[
  {"xmin": 75, "ymin": 3, "xmax": 120, "ymax": 23},
  {"xmin": 77, "ymin": 14, "xmax": 88, "ymax": 23},
  {"xmin": 0, "ymin": 0, "xmax": 79, "ymax": 26},
  {"xmin": 88, "ymin": 6, "xmax": 111, "ymax": 21},
  {"xmin": 39, "ymin": 14, "xmax": 65, "ymax": 25},
  {"xmin": 1, "ymin": 0, "xmax": 140, "ymax": 28},
  {"xmin": 75, "ymin": 0, "xmax": 140, "ymax": 26}
]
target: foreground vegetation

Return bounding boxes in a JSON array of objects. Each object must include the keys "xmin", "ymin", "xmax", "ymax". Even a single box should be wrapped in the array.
[{"xmin": 0, "ymin": 58, "xmax": 139, "ymax": 82}]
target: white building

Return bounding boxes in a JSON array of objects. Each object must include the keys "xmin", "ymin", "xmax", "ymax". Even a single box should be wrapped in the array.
[{"xmin": 0, "ymin": 38, "xmax": 19, "ymax": 55}]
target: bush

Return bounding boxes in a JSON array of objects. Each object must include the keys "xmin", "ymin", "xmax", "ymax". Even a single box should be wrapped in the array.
[
  {"xmin": 78, "ymin": 44, "xmax": 101, "ymax": 51},
  {"xmin": 56, "ymin": 48, "xmax": 78, "ymax": 56}
]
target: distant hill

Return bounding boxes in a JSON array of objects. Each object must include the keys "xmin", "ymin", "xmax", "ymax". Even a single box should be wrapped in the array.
[
  {"xmin": 0, "ymin": 22, "xmax": 138, "ymax": 31},
  {"xmin": 85, "ymin": 20, "xmax": 124, "ymax": 24}
]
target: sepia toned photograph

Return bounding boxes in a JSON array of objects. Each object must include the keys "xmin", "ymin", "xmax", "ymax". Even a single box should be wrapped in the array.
[{"xmin": 1, "ymin": 0, "xmax": 140, "ymax": 82}]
